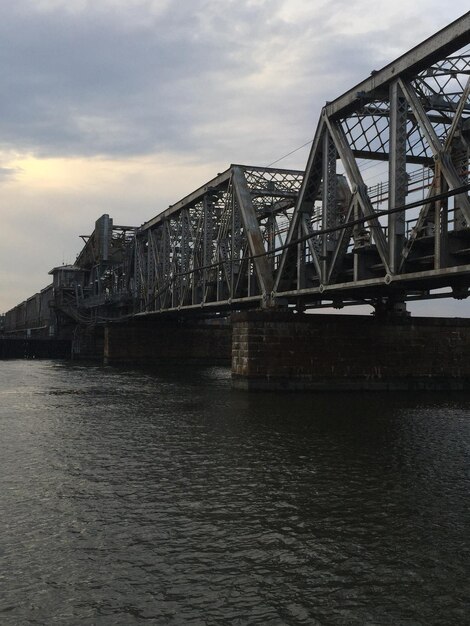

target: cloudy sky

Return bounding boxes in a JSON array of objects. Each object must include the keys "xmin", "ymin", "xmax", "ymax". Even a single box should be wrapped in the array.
[{"xmin": 1, "ymin": 0, "xmax": 469, "ymax": 315}]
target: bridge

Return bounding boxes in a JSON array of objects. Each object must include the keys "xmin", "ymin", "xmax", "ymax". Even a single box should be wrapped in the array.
[{"xmin": 3, "ymin": 13, "xmax": 470, "ymax": 389}]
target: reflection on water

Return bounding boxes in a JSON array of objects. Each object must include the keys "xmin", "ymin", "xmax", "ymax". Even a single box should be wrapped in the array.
[{"xmin": 1, "ymin": 360, "xmax": 470, "ymax": 625}]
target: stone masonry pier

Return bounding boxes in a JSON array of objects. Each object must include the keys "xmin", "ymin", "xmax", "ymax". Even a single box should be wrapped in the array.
[
  {"xmin": 232, "ymin": 311, "xmax": 470, "ymax": 391},
  {"xmin": 104, "ymin": 317, "xmax": 231, "ymax": 365}
]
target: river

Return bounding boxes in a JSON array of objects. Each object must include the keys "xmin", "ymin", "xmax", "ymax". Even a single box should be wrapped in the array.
[{"xmin": 1, "ymin": 359, "xmax": 469, "ymax": 625}]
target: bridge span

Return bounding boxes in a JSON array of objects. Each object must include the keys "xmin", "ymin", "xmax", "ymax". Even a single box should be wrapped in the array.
[{"xmin": 3, "ymin": 13, "xmax": 470, "ymax": 389}]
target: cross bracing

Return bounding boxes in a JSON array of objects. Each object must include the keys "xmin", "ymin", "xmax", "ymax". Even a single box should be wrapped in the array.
[
  {"xmin": 272, "ymin": 11, "xmax": 470, "ymax": 314},
  {"xmin": 132, "ymin": 165, "xmax": 304, "ymax": 314}
]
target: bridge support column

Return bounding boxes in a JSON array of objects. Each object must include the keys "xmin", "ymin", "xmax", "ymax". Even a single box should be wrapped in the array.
[
  {"xmin": 232, "ymin": 311, "xmax": 470, "ymax": 391},
  {"xmin": 104, "ymin": 318, "xmax": 231, "ymax": 365},
  {"xmin": 71, "ymin": 326, "xmax": 105, "ymax": 360}
]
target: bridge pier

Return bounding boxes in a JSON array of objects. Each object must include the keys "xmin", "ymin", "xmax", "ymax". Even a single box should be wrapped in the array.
[
  {"xmin": 0, "ymin": 336, "xmax": 71, "ymax": 359},
  {"xmin": 104, "ymin": 317, "xmax": 231, "ymax": 365},
  {"xmin": 232, "ymin": 311, "xmax": 470, "ymax": 391}
]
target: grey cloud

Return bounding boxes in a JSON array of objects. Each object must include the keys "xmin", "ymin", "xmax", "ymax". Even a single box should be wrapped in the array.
[
  {"xmin": 0, "ymin": 1, "xmax": 285, "ymax": 159},
  {"xmin": 0, "ymin": 166, "xmax": 21, "ymax": 182},
  {"xmin": 0, "ymin": 0, "xmax": 465, "ymax": 165},
  {"xmin": 0, "ymin": 0, "xmax": 389, "ymax": 163}
]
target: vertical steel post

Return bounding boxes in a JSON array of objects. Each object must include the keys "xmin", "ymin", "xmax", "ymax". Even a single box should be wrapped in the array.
[
  {"xmin": 181, "ymin": 209, "xmax": 190, "ymax": 306},
  {"xmin": 231, "ymin": 192, "xmax": 241, "ymax": 300},
  {"xmin": 147, "ymin": 231, "xmax": 154, "ymax": 310},
  {"xmin": 203, "ymin": 196, "xmax": 213, "ymax": 303},
  {"xmin": 388, "ymin": 81, "xmax": 407, "ymax": 274},
  {"xmin": 232, "ymin": 167, "xmax": 274, "ymax": 305},
  {"xmin": 321, "ymin": 129, "xmax": 337, "ymax": 282}
]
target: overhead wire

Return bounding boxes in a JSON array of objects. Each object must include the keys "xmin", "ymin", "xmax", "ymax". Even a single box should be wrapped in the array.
[{"xmin": 266, "ymin": 139, "xmax": 313, "ymax": 167}]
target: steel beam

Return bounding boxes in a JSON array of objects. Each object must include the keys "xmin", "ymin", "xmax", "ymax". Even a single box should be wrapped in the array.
[
  {"xmin": 400, "ymin": 78, "xmax": 470, "ymax": 226},
  {"xmin": 325, "ymin": 12, "xmax": 470, "ymax": 119},
  {"xmin": 232, "ymin": 166, "xmax": 274, "ymax": 301},
  {"xmin": 388, "ymin": 81, "xmax": 408, "ymax": 273},
  {"xmin": 325, "ymin": 117, "xmax": 390, "ymax": 273}
]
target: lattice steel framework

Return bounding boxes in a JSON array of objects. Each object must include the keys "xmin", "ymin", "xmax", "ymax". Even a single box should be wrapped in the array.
[
  {"xmin": 273, "ymin": 12, "xmax": 470, "ymax": 312},
  {"xmin": 131, "ymin": 166, "xmax": 303, "ymax": 313},
  {"xmin": 66, "ymin": 12, "xmax": 470, "ymax": 320}
]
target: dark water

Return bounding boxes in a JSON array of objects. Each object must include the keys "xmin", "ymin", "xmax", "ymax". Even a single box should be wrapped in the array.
[{"xmin": 1, "ymin": 360, "xmax": 469, "ymax": 625}]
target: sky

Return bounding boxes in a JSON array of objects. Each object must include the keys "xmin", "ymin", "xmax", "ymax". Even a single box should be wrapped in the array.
[{"xmin": 1, "ymin": 0, "xmax": 469, "ymax": 315}]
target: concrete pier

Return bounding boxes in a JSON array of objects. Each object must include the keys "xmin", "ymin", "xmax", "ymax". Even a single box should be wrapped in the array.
[{"xmin": 232, "ymin": 311, "xmax": 470, "ymax": 391}]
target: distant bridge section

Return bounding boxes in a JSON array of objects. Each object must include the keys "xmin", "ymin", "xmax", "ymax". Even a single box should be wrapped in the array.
[
  {"xmin": 3, "ymin": 216, "xmax": 136, "ymax": 336},
  {"xmin": 3, "ymin": 285, "xmax": 54, "ymax": 336}
]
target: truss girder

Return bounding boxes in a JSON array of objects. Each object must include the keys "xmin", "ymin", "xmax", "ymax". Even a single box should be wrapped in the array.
[
  {"xmin": 69, "ymin": 13, "xmax": 470, "ymax": 319},
  {"xmin": 272, "ymin": 12, "xmax": 470, "ymax": 308},
  {"xmin": 130, "ymin": 165, "xmax": 302, "ymax": 314}
]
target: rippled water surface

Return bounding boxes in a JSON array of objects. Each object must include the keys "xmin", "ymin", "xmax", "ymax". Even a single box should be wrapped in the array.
[{"xmin": 1, "ymin": 360, "xmax": 470, "ymax": 625}]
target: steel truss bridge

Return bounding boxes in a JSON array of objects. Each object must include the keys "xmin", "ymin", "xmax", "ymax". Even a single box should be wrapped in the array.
[{"xmin": 5, "ymin": 13, "xmax": 470, "ymax": 332}]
